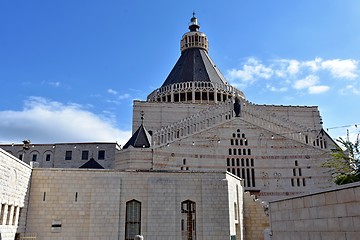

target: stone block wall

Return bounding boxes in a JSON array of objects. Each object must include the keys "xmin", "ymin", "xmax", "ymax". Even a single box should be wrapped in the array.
[
  {"xmin": 243, "ymin": 192, "xmax": 270, "ymax": 240},
  {"xmin": 269, "ymin": 182, "xmax": 360, "ymax": 240},
  {"xmin": 147, "ymin": 117, "xmax": 333, "ymax": 202},
  {"xmin": 132, "ymin": 100, "xmax": 212, "ymax": 134},
  {"xmin": 25, "ymin": 169, "xmax": 243, "ymax": 240},
  {"xmin": 0, "ymin": 142, "xmax": 118, "ymax": 169},
  {"xmin": 0, "ymin": 149, "xmax": 32, "ymax": 240}
]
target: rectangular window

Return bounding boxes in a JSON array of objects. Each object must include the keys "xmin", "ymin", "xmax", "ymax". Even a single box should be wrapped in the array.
[
  {"xmin": 46, "ymin": 154, "xmax": 51, "ymax": 161},
  {"xmin": 65, "ymin": 151, "xmax": 72, "ymax": 160},
  {"xmin": 98, "ymin": 150, "xmax": 105, "ymax": 160},
  {"xmin": 32, "ymin": 154, "xmax": 37, "ymax": 161},
  {"xmin": 82, "ymin": 151, "xmax": 89, "ymax": 160}
]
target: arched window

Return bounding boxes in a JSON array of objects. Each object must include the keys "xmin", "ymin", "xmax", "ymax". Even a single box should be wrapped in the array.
[
  {"xmin": 181, "ymin": 200, "xmax": 196, "ymax": 240},
  {"xmin": 125, "ymin": 200, "xmax": 141, "ymax": 240}
]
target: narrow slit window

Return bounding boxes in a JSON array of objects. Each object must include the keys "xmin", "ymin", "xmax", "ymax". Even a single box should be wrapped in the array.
[{"xmin": 125, "ymin": 200, "xmax": 141, "ymax": 240}]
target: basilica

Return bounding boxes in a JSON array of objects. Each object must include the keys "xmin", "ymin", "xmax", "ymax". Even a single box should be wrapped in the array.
[{"xmin": 0, "ymin": 15, "xmax": 338, "ymax": 240}]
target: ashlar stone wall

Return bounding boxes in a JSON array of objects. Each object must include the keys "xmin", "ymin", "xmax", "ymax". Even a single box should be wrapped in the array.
[
  {"xmin": 243, "ymin": 192, "xmax": 270, "ymax": 240},
  {"xmin": 0, "ymin": 148, "xmax": 32, "ymax": 240},
  {"xmin": 25, "ymin": 169, "xmax": 243, "ymax": 240},
  {"xmin": 269, "ymin": 182, "xmax": 360, "ymax": 240}
]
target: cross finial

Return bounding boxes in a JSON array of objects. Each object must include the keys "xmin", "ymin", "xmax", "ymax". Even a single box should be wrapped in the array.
[{"xmin": 192, "ymin": 11, "xmax": 196, "ymax": 18}]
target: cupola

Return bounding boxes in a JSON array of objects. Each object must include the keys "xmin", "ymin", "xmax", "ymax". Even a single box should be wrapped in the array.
[
  {"xmin": 180, "ymin": 13, "xmax": 209, "ymax": 52},
  {"xmin": 147, "ymin": 14, "xmax": 245, "ymax": 104}
]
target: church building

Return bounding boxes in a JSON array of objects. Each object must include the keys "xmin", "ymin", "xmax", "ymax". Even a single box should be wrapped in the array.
[
  {"xmin": 119, "ymin": 14, "xmax": 335, "ymax": 200},
  {"xmin": 0, "ymin": 15, "xmax": 336, "ymax": 240}
]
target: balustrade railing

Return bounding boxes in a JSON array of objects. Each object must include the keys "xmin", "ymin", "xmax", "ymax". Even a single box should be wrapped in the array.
[
  {"xmin": 151, "ymin": 99, "xmax": 320, "ymax": 147},
  {"xmin": 147, "ymin": 81, "xmax": 245, "ymax": 102}
]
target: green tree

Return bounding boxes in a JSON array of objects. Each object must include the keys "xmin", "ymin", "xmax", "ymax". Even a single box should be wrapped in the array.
[{"xmin": 322, "ymin": 135, "xmax": 360, "ymax": 185}]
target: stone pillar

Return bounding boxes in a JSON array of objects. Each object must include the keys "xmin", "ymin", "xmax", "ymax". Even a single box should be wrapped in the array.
[
  {"xmin": 0, "ymin": 204, "xmax": 2, "ymax": 224},
  {"xmin": 2, "ymin": 204, "xmax": 8, "ymax": 225},
  {"xmin": 191, "ymin": 82, "xmax": 195, "ymax": 103},
  {"xmin": 7, "ymin": 205, "xmax": 14, "ymax": 225},
  {"xmin": 14, "ymin": 206, "xmax": 20, "ymax": 226},
  {"xmin": 170, "ymin": 85, "xmax": 174, "ymax": 102},
  {"xmin": 214, "ymin": 87, "xmax": 218, "ymax": 103}
]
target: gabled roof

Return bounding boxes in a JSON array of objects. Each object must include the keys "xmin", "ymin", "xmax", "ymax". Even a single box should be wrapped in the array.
[
  {"xmin": 123, "ymin": 124, "xmax": 151, "ymax": 149},
  {"xmin": 79, "ymin": 158, "xmax": 104, "ymax": 169},
  {"xmin": 160, "ymin": 48, "xmax": 227, "ymax": 88}
]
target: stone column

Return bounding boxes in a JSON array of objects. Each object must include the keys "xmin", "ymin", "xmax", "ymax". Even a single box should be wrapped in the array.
[{"xmin": 2, "ymin": 204, "xmax": 8, "ymax": 225}]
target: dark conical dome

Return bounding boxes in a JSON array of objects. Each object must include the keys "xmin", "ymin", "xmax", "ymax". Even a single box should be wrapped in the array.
[
  {"xmin": 147, "ymin": 14, "xmax": 245, "ymax": 103},
  {"xmin": 160, "ymin": 48, "xmax": 227, "ymax": 88},
  {"xmin": 123, "ymin": 124, "xmax": 152, "ymax": 149}
]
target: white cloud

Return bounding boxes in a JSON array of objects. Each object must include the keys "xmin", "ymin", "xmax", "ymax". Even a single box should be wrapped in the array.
[
  {"xmin": 272, "ymin": 59, "xmax": 295, "ymax": 78},
  {"xmin": 293, "ymin": 75, "xmax": 329, "ymax": 94},
  {"xmin": 107, "ymin": 88, "xmax": 118, "ymax": 95},
  {"xmin": 293, "ymin": 75, "xmax": 319, "ymax": 89},
  {"xmin": 118, "ymin": 93, "xmax": 131, "ymax": 100},
  {"xmin": 49, "ymin": 81, "xmax": 60, "ymax": 87},
  {"xmin": 41, "ymin": 81, "xmax": 61, "ymax": 87},
  {"xmin": 341, "ymin": 85, "xmax": 360, "ymax": 95},
  {"xmin": 321, "ymin": 59, "xmax": 358, "ymax": 79},
  {"xmin": 266, "ymin": 84, "xmax": 288, "ymax": 92},
  {"xmin": 0, "ymin": 97, "xmax": 131, "ymax": 145},
  {"xmin": 227, "ymin": 58, "xmax": 273, "ymax": 83},
  {"xmin": 226, "ymin": 56, "xmax": 360, "ymax": 97},
  {"xmin": 308, "ymin": 85, "xmax": 330, "ymax": 94},
  {"xmin": 302, "ymin": 58, "xmax": 322, "ymax": 72},
  {"xmin": 287, "ymin": 60, "xmax": 300, "ymax": 75}
]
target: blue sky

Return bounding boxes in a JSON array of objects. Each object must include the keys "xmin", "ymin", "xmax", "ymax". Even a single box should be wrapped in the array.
[{"xmin": 1, "ymin": 0, "xmax": 359, "ymax": 145}]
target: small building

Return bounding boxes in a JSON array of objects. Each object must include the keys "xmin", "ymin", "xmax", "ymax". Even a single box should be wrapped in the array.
[{"xmin": 0, "ymin": 142, "xmax": 120, "ymax": 169}]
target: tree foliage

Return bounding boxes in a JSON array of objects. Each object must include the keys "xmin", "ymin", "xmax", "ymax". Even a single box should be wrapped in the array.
[{"xmin": 322, "ymin": 135, "xmax": 360, "ymax": 185}]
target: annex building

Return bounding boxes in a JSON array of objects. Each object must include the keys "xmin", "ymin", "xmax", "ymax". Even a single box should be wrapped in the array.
[{"xmin": 0, "ymin": 15, "xmax": 341, "ymax": 240}]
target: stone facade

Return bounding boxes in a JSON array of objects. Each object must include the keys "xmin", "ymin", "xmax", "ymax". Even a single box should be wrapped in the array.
[
  {"xmin": 0, "ymin": 148, "xmax": 32, "ymax": 240},
  {"xmin": 0, "ymin": 142, "xmax": 120, "ymax": 169},
  {"xmin": 123, "ymin": 102, "xmax": 335, "ymax": 202},
  {"xmin": 24, "ymin": 168, "xmax": 243, "ymax": 240},
  {"xmin": 243, "ymin": 192, "xmax": 270, "ymax": 240},
  {"xmin": 269, "ymin": 182, "xmax": 360, "ymax": 240}
]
